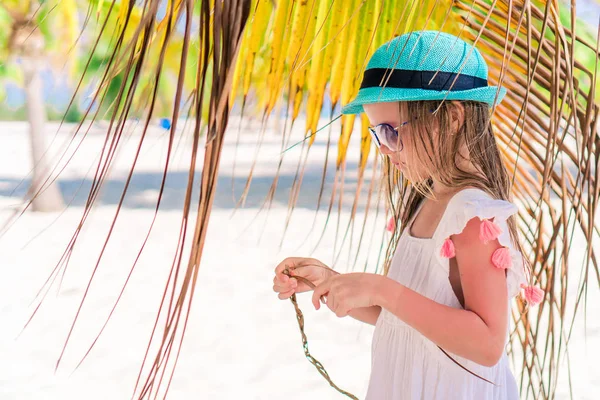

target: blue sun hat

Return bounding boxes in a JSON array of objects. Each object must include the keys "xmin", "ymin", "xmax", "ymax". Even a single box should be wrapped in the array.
[{"xmin": 341, "ymin": 31, "xmax": 506, "ymax": 115}]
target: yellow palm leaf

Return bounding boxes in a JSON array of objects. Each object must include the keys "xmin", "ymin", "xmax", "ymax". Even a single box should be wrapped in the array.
[{"xmin": 21, "ymin": 2, "xmax": 599, "ymax": 399}]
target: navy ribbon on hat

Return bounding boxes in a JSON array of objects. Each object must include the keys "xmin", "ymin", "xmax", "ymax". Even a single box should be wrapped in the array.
[{"xmin": 360, "ymin": 68, "xmax": 488, "ymax": 91}]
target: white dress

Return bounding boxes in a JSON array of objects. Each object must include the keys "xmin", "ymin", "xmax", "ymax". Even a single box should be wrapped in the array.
[{"xmin": 366, "ymin": 188, "xmax": 525, "ymax": 400}]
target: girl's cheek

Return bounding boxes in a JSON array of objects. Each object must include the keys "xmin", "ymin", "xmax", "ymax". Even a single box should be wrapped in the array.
[
  {"xmin": 403, "ymin": 156, "xmax": 428, "ymax": 182},
  {"xmin": 401, "ymin": 145, "xmax": 416, "ymax": 164}
]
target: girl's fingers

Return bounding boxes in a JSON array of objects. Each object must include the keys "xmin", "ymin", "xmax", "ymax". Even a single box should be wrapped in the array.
[
  {"xmin": 327, "ymin": 294, "xmax": 336, "ymax": 313},
  {"xmin": 273, "ymin": 275, "xmax": 293, "ymax": 287},
  {"xmin": 273, "ymin": 278, "xmax": 297, "ymax": 293},
  {"xmin": 273, "ymin": 275, "xmax": 288, "ymax": 285},
  {"xmin": 312, "ymin": 274, "xmax": 337, "ymax": 309},
  {"xmin": 274, "ymin": 257, "xmax": 305, "ymax": 278},
  {"xmin": 312, "ymin": 282, "xmax": 331, "ymax": 309},
  {"xmin": 274, "ymin": 257, "xmax": 321, "ymax": 281},
  {"xmin": 274, "ymin": 266, "xmax": 289, "ymax": 282},
  {"xmin": 278, "ymin": 289, "xmax": 295, "ymax": 300}
]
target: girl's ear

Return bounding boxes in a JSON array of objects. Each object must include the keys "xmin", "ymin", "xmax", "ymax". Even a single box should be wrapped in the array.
[{"xmin": 450, "ymin": 101, "xmax": 465, "ymax": 134}]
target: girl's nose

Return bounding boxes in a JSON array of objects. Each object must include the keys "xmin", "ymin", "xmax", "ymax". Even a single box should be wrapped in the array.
[{"xmin": 380, "ymin": 144, "xmax": 393, "ymax": 155}]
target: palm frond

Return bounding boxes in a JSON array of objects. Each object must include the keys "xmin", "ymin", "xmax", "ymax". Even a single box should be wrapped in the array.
[{"xmin": 20, "ymin": 1, "xmax": 599, "ymax": 399}]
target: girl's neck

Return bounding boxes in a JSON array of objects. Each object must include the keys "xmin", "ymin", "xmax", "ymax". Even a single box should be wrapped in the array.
[
  {"xmin": 431, "ymin": 181, "xmax": 458, "ymax": 199},
  {"xmin": 430, "ymin": 159, "xmax": 483, "ymax": 200}
]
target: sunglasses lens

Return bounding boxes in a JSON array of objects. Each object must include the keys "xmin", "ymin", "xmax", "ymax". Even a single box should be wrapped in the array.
[
  {"xmin": 378, "ymin": 125, "xmax": 400, "ymax": 150},
  {"xmin": 368, "ymin": 127, "xmax": 381, "ymax": 148}
]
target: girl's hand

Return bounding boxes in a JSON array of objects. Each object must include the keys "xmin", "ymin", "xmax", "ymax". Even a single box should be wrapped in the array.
[
  {"xmin": 273, "ymin": 257, "xmax": 338, "ymax": 300},
  {"xmin": 312, "ymin": 273, "xmax": 384, "ymax": 318}
]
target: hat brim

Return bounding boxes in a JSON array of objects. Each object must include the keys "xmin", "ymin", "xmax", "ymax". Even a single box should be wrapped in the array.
[{"xmin": 341, "ymin": 86, "xmax": 507, "ymax": 115}]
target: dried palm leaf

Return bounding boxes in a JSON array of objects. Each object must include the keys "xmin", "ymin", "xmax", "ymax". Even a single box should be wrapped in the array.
[{"xmin": 18, "ymin": 1, "xmax": 599, "ymax": 399}]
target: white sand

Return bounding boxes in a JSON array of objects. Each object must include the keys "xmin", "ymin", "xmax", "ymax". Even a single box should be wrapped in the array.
[{"xmin": 0, "ymin": 119, "xmax": 597, "ymax": 399}]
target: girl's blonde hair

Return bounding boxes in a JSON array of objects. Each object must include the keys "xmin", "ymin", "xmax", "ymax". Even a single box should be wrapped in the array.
[{"xmin": 383, "ymin": 100, "xmax": 530, "ymax": 281}]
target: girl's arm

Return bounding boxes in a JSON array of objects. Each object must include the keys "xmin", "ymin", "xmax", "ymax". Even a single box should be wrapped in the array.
[
  {"xmin": 348, "ymin": 306, "xmax": 381, "ymax": 325},
  {"xmin": 375, "ymin": 217, "xmax": 509, "ymax": 367}
]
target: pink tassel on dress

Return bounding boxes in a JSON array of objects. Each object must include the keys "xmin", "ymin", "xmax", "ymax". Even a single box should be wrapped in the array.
[
  {"xmin": 440, "ymin": 238, "xmax": 455, "ymax": 258},
  {"xmin": 386, "ymin": 217, "xmax": 395, "ymax": 232},
  {"xmin": 479, "ymin": 219, "xmax": 502, "ymax": 243},
  {"xmin": 491, "ymin": 247, "xmax": 511, "ymax": 269},
  {"xmin": 520, "ymin": 284, "xmax": 544, "ymax": 306}
]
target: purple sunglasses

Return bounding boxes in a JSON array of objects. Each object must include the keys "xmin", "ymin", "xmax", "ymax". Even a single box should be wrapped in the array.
[{"xmin": 368, "ymin": 110, "xmax": 435, "ymax": 151}]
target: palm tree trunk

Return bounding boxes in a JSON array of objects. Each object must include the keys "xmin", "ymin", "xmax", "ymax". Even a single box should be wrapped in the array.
[{"xmin": 22, "ymin": 62, "xmax": 64, "ymax": 212}]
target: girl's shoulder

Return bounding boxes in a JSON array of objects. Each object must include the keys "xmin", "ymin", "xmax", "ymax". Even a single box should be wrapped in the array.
[
  {"xmin": 446, "ymin": 187, "xmax": 517, "ymax": 214},
  {"xmin": 435, "ymin": 187, "xmax": 526, "ymax": 298},
  {"xmin": 438, "ymin": 187, "xmax": 520, "ymax": 244},
  {"xmin": 441, "ymin": 188, "xmax": 519, "ymax": 226}
]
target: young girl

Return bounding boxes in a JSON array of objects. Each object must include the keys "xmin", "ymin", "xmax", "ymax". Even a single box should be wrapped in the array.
[{"xmin": 272, "ymin": 31, "xmax": 539, "ymax": 399}]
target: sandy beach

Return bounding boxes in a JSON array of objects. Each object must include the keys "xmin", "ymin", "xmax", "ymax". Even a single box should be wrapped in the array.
[{"xmin": 0, "ymin": 119, "xmax": 597, "ymax": 399}]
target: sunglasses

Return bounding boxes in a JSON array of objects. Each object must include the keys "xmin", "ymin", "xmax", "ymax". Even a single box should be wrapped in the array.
[
  {"xmin": 368, "ymin": 110, "xmax": 435, "ymax": 151},
  {"xmin": 368, "ymin": 118, "xmax": 415, "ymax": 151}
]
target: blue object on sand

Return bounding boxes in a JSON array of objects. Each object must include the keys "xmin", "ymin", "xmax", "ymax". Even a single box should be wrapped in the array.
[{"xmin": 160, "ymin": 118, "xmax": 171, "ymax": 130}]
